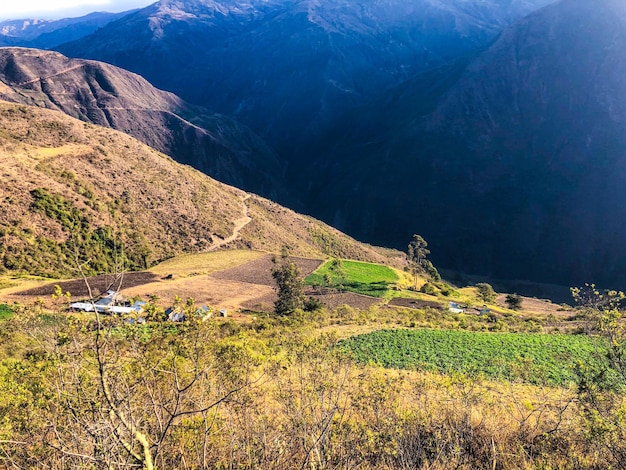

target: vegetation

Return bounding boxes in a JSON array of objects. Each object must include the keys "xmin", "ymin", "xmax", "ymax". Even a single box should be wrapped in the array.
[
  {"xmin": 272, "ymin": 257, "xmax": 305, "ymax": 315},
  {"xmin": 340, "ymin": 329, "xmax": 606, "ymax": 386},
  {"xmin": 506, "ymin": 293, "xmax": 523, "ymax": 310},
  {"xmin": 306, "ymin": 259, "xmax": 399, "ymax": 298},
  {"xmin": 0, "ymin": 300, "xmax": 622, "ymax": 469},
  {"xmin": 476, "ymin": 282, "xmax": 496, "ymax": 303},
  {"xmin": 571, "ymin": 284, "xmax": 626, "ymax": 468},
  {"xmin": 0, "ymin": 304, "xmax": 13, "ymax": 320}
]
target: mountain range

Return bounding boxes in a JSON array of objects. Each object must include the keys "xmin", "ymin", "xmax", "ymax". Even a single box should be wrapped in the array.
[
  {"xmin": 0, "ymin": 100, "xmax": 393, "ymax": 277},
  {"xmin": 0, "ymin": 47, "xmax": 287, "ymax": 199},
  {"xmin": 56, "ymin": 0, "xmax": 555, "ymax": 153},
  {"xmin": 2, "ymin": 0, "xmax": 626, "ymax": 288},
  {"xmin": 0, "ymin": 11, "xmax": 136, "ymax": 49}
]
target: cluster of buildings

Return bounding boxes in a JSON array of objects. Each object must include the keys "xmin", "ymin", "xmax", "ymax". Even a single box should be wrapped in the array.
[{"xmin": 70, "ymin": 291, "xmax": 226, "ymax": 322}]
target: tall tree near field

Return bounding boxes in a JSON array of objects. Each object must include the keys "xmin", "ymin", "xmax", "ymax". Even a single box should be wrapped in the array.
[
  {"xmin": 505, "ymin": 293, "xmax": 523, "ymax": 310},
  {"xmin": 407, "ymin": 234, "xmax": 431, "ymax": 288},
  {"xmin": 272, "ymin": 258, "xmax": 305, "ymax": 315}
]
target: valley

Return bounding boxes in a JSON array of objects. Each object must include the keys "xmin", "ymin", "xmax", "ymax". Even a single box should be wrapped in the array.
[
  {"xmin": 1, "ymin": 0, "xmax": 626, "ymax": 468},
  {"xmin": 49, "ymin": 0, "xmax": 626, "ymax": 289}
]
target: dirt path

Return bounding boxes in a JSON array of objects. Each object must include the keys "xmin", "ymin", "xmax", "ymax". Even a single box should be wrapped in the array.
[
  {"xmin": 15, "ymin": 64, "xmax": 88, "ymax": 86},
  {"xmin": 207, "ymin": 194, "xmax": 252, "ymax": 251}
]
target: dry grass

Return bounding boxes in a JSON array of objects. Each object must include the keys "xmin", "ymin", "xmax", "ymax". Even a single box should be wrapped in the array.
[
  {"xmin": 0, "ymin": 101, "xmax": 402, "ymax": 278},
  {"xmin": 148, "ymin": 250, "xmax": 265, "ymax": 277}
]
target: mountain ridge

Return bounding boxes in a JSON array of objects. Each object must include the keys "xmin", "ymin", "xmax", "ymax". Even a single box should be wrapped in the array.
[
  {"xmin": 0, "ymin": 47, "xmax": 288, "ymax": 200},
  {"xmin": 56, "ymin": 0, "xmax": 556, "ymax": 152},
  {"xmin": 0, "ymin": 99, "xmax": 398, "ymax": 278}
]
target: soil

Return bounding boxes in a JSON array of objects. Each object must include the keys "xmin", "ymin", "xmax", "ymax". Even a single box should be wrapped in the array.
[
  {"xmin": 495, "ymin": 294, "xmax": 573, "ymax": 318},
  {"xmin": 210, "ymin": 255, "xmax": 323, "ymax": 287},
  {"xmin": 388, "ymin": 298, "xmax": 444, "ymax": 310},
  {"xmin": 13, "ymin": 272, "xmax": 161, "ymax": 298},
  {"xmin": 240, "ymin": 288, "xmax": 382, "ymax": 313}
]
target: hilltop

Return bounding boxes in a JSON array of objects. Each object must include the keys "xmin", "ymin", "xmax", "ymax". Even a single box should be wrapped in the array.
[{"xmin": 0, "ymin": 100, "xmax": 397, "ymax": 278}]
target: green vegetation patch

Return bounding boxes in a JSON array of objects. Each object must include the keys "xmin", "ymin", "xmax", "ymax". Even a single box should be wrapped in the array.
[
  {"xmin": 306, "ymin": 260, "xmax": 399, "ymax": 298},
  {"xmin": 340, "ymin": 329, "xmax": 606, "ymax": 386},
  {"xmin": 0, "ymin": 304, "xmax": 14, "ymax": 321}
]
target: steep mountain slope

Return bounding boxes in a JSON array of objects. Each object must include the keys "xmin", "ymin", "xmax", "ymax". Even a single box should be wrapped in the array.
[
  {"xmin": 0, "ymin": 11, "xmax": 136, "ymax": 48},
  {"xmin": 0, "ymin": 47, "xmax": 287, "ymax": 199},
  {"xmin": 308, "ymin": 0, "xmax": 626, "ymax": 287},
  {"xmin": 57, "ymin": 0, "xmax": 555, "ymax": 152},
  {"xmin": 0, "ymin": 100, "xmax": 395, "ymax": 278}
]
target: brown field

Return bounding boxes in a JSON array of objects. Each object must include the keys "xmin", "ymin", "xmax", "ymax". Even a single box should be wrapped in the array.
[
  {"xmin": 210, "ymin": 254, "xmax": 323, "ymax": 286},
  {"xmin": 495, "ymin": 294, "xmax": 573, "ymax": 318},
  {"xmin": 240, "ymin": 289, "xmax": 382, "ymax": 313},
  {"xmin": 120, "ymin": 275, "xmax": 274, "ymax": 318},
  {"xmin": 12, "ymin": 272, "xmax": 160, "ymax": 298},
  {"xmin": 388, "ymin": 297, "xmax": 444, "ymax": 310}
]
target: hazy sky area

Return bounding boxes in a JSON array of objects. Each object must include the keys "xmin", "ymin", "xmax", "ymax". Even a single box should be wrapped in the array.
[{"xmin": 0, "ymin": 0, "xmax": 155, "ymax": 21}]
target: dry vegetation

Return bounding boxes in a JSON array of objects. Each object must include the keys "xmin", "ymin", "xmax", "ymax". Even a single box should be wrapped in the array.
[
  {"xmin": 0, "ymin": 101, "xmax": 402, "ymax": 280},
  {"xmin": 0, "ymin": 302, "xmax": 621, "ymax": 470}
]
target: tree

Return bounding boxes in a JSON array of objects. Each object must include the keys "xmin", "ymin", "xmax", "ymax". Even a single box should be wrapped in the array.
[
  {"xmin": 329, "ymin": 258, "xmax": 347, "ymax": 292},
  {"xmin": 476, "ymin": 283, "xmax": 496, "ymax": 303},
  {"xmin": 272, "ymin": 259, "xmax": 305, "ymax": 315},
  {"xmin": 407, "ymin": 234, "xmax": 431, "ymax": 288},
  {"xmin": 571, "ymin": 285, "xmax": 626, "ymax": 467},
  {"xmin": 505, "ymin": 293, "xmax": 523, "ymax": 310}
]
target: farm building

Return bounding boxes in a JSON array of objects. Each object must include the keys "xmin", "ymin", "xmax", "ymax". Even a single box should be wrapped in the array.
[
  {"xmin": 69, "ymin": 291, "xmax": 145, "ymax": 315},
  {"xmin": 448, "ymin": 302, "xmax": 464, "ymax": 314}
]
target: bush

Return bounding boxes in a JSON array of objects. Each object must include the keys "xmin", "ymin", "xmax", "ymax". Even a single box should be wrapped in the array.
[
  {"xmin": 505, "ymin": 293, "xmax": 523, "ymax": 310},
  {"xmin": 476, "ymin": 283, "xmax": 496, "ymax": 303},
  {"xmin": 420, "ymin": 282, "xmax": 437, "ymax": 295},
  {"xmin": 304, "ymin": 296, "xmax": 324, "ymax": 312}
]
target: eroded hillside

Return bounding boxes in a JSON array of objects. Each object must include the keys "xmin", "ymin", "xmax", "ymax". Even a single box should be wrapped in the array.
[{"xmin": 0, "ymin": 101, "xmax": 397, "ymax": 277}]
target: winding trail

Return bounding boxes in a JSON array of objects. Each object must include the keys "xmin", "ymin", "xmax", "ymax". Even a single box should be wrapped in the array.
[{"xmin": 207, "ymin": 194, "xmax": 252, "ymax": 251}]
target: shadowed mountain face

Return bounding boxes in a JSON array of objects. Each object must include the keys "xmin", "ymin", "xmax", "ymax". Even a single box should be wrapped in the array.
[
  {"xmin": 305, "ymin": 0, "xmax": 626, "ymax": 287},
  {"xmin": 0, "ymin": 47, "xmax": 287, "ymax": 200},
  {"xmin": 49, "ymin": 0, "xmax": 626, "ymax": 287},
  {"xmin": 57, "ymin": 0, "xmax": 555, "ymax": 153}
]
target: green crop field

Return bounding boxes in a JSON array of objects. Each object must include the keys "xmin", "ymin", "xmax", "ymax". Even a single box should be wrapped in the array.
[
  {"xmin": 340, "ymin": 329, "xmax": 607, "ymax": 386},
  {"xmin": 305, "ymin": 260, "xmax": 399, "ymax": 298},
  {"xmin": 0, "ymin": 304, "xmax": 14, "ymax": 321}
]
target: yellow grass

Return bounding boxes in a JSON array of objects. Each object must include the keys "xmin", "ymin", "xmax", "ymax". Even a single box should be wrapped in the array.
[
  {"xmin": 31, "ymin": 144, "xmax": 92, "ymax": 159},
  {"xmin": 0, "ymin": 275, "xmax": 54, "ymax": 296},
  {"xmin": 148, "ymin": 249, "xmax": 265, "ymax": 277}
]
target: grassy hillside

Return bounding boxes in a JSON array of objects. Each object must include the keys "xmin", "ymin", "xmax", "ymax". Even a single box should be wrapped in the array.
[{"xmin": 0, "ymin": 101, "xmax": 399, "ymax": 278}]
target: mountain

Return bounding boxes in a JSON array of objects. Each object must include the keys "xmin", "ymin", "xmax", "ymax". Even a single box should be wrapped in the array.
[
  {"xmin": 304, "ymin": 0, "xmax": 626, "ymax": 287},
  {"xmin": 0, "ymin": 47, "xmax": 287, "ymax": 200},
  {"xmin": 0, "ymin": 11, "xmax": 137, "ymax": 49},
  {"xmin": 0, "ymin": 100, "xmax": 394, "ymax": 278},
  {"xmin": 56, "ymin": 0, "xmax": 556, "ymax": 153}
]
